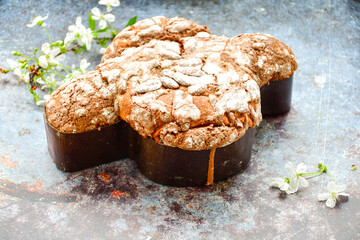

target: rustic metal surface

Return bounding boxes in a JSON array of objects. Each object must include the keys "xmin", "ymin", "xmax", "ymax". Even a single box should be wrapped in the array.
[{"xmin": 0, "ymin": 0, "xmax": 359, "ymax": 239}]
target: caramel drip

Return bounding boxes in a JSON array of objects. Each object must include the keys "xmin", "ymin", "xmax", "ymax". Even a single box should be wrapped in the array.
[{"xmin": 206, "ymin": 148, "xmax": 217, "ymax": 185}]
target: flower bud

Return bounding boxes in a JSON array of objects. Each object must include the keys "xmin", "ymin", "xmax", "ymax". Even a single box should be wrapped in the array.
[
  {"xmin": 11, "ymin": 51, "xmax": 21, "ymax": 56},
  {"xmin": 318, "ymin": 163, "xmax": 327, "ymax": 171}
]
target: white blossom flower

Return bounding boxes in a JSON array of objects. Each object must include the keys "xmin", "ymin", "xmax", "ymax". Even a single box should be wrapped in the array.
[
  {"xmin": 271, "ymin": 178, "xmax": 290, "ymax": 191},
  {"xmin": 91, "ymin": 7, "xmax": 115, "ymax": 29},
  {"xmin": 38, "ymin": 43, "xmax": 64, "ymax": 69},
  {"xmin": 26, "ymin": 15, "xmax": 48, "ymax": 27},
  {"xmin": 79, "ymin": 28, "xmax": 94, "ymax": 50},
  {"xmin": 44, "ymin": 94, "xmax": 51, "ymax": 101},
  {"xmin": 21, "ymin": 72, "xmax": 30, "ymax": 83},
  {"xmin": 6, "ymin": 58, "xmax": 22, "ymax": 77},
  {"xmin": 79, "ymin": 59, "xmax": 90, "ymax": 73},
  {"xmin": 99, "ymin": 0, "xmax": 120, "ymax": 12},
  {"xmin": 65, "ymin": 17, "xmax": 85, "ymax": 44},
  {"xmin": 64, "ymin": 17, "xmax": 93, "ymax": 50},
  {"xmin": 285, "ymin": 162, "xmax": 309, "ymax": 194},
  {"xmin": 318, "ymin": 181, "xmax": 349, "ymax": 208},
  {"xmin": 72, "ymin": 59, "xmax": 91, "ymax": 78},
  {"xmin": 99, "ymin": 47, "xmax": 107, "ymax": 54},
  {"xmin": 6, "ymin": 58, "xmax": 30, "ymax": 83}
]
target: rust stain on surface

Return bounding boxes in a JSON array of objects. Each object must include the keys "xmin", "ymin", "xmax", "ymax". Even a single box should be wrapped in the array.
[
  {"xmin": 0, "ymin": 179, "xmax": 76, "ymax": 203},
  {"xmin": 98, "ymin": 172, "xmax": 110, "ymax": 182},
  {"xmin": 111, "ymin": 190, "xmax": 127, "ymax": 199},
  {"xmin": 1, "ymin": 155, "xmax": 17, "ymax": 168},
  {"xmin": 27, "ymin": 180, "xmax": 43, "ymax": 192},
  {"xmin": 70, "ymin": 163, "xmax": 140, "ymax": 200}
]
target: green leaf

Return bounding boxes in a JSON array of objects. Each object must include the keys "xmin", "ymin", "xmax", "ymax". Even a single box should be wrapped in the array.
[
  {"xmin": 100, "ymin": 41, "xmax": 108, "ymax": 48},
  {"xmin": 125, "ymin": 16, "xmax": 137, "ymax": 28},
  {"xmin": 111, "ymin": 31, "xmax": 117, "ymax": 38},
  {"xmin": 80, "ymin": 44, "xmax": 87, "ymax": 52},
  {"xmin": 88, "ymin": 12, "xmax": 96, "ymax": 31},
  {"xmin": 74, "ymin": 44, "xmax": 87, "ymax": 54},
  {"xmin": 96, "ymin": 27, "xmax": 110, "ymax": 33}
]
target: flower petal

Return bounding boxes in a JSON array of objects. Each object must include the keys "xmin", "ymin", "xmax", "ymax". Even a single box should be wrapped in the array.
[
  {"xmin": 36, "ymin": 100, "xmax": 46, "ymax": 106},
  {"xmin": 285, "ymin": 162, "xmax": 296, "ymax": 175},
  {"xmin": 317, "ymin": 193, "xmax": 330, "ymax": 201},
  {"xmin": 285, "ymin": 186, "xmax": 297, "ymax": 194},
  {"xmin": 41, "ymin": 42, "xmax": 50, "ymax": 52},
  {"xmin": 26, "ymin": 23, "xmax": 36, "ymax": 28},
  {"xmin": 279, "ymin": 182, "xmax": 289, "ymax": 191},
  {"xmin": 50, "ymin": 47, "xmax": 60, "ymax": 57},
  {"xmin": 6, "ymin": 59, "xmax": 17, "ymax": 69},
  {"xmin": 44, "ymin": 95, "xmax": 51, "ymax": 101},
  {"xmin": 289, "ymin": 177, "xmax": 300, "ymax": 192},
  {"xmin": 104, "ymin": 14, "xmax": 115, "ymax": 22},
  {"xmin": 80, "ymin": 59, "xmax": 90, "ymax": 72},
  {"xmin": 64, "ymin": 32, "xmax": 75, "ymax": 44},
  {"xmin": 55, "ymin": 54, "xmax": 65, "ymax": 63},
  {"xmin": 296, "ymin": 163, "xmax": 308, "ymax": 173},
  {"xmin": 22, "ymin": 73, "xmax": 30, "ymax": 83},
  {"xmin": 99, "ymin": 47, "xmax": 107, "ymax": 54},
  {"xmin": 110, "ymin": 0, "xmax": 120, "ymax": 7},
  {"xmin": 327, "ymin": 181, "xmax": 337, "ymax": 193},
  {"xmin": 299, "ymin": 177, "xmax": 309, "ymax": 188},
  {"xmin": 75, "ymin": 17, "xmax": 82, "ymax": 26},
  {"xmin": 91, "ymin": 7, "xmax": 101, "ymax": 18},
  {"xmin": 335, "ymin": 183, "xmax": 346, "ymax": 193},
  {"xmin": 14, "ymin": 68, "xmax": 22, "ymax": 77},
  {"xmin": 271, "ymin": 178, "xmax": 283, "ymax": 188},
  {"xmin": 40, "ymin": 15, "xmax": 48, "ymax": 21},
  {"xmin": 99, "ymin": 20, "xmax": 107, "ymax": 29},
  {"xmin": 38, "ymin": 56, "xmax": 49, "ymax": 69},
  {"xmin": 325, "ymin": 197, "xmax": 336, "ymax": 208},
  {"xmin": 338, "ymin": 192, "xmax": 350, "ymax": 197}
]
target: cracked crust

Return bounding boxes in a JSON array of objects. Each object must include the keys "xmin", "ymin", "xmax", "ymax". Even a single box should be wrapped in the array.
[
  {"xmin": 45, "ymin": 16, "xmax": 297, "ymax": 150},
  {"xmin": 44, "ymin": 71, "xmax": 119, "ymax": 133},
  {"xmin": 101, "ymin": 16, "xmax": 210, "ymax": 63}
]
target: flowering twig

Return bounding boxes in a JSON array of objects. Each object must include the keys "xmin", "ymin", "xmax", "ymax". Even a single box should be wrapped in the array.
[
  {"xmin": 1, "ymin": 0, "xmax": 136, "ymax": 106},
  {"xmin": 317, "ymin": 181, "xmax": 349, "ymax": 208},
  {"xmin": 272, "ymin": 162, "xmax": 350, "ymax": 208}
]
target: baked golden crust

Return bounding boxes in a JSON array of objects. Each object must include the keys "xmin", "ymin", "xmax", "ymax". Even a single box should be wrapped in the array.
[
  {"xmin": 101, "ymin": 16, "xmax": 210, "ymax": 63},
  {"xmin": 44, "ymin": 71, "xmax": 119, "ymax": 133},
  {"xmin": 45, "ymin": 16, "xmax": 297, "ymax": 150}
]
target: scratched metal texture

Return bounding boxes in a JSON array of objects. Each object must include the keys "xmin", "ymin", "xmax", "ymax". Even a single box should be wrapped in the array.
[{"xmin": 0, "ymin": 0, "xmax": 359, "ymax": 239}]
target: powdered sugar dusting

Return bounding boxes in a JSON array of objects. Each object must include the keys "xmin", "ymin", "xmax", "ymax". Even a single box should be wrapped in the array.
[
  {"xmin": 172, "ymin": 90, "xmax": 201, "ymax": 124},
  {"xmin": 45, "ymin": 16, "xmax": 297, "ymax": 150}
]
